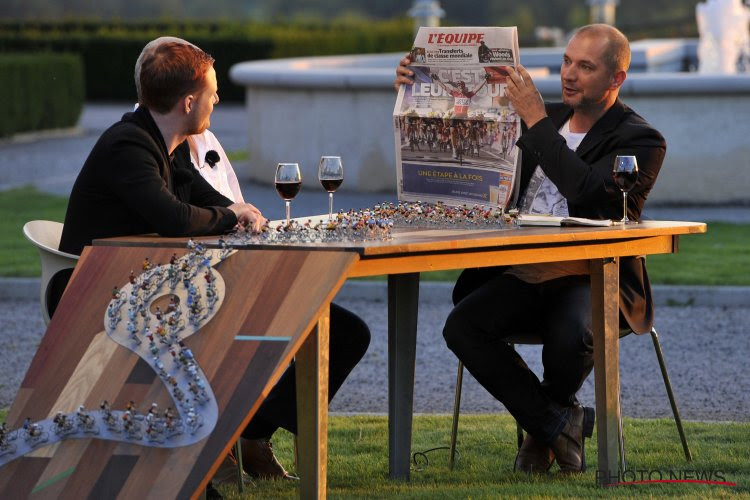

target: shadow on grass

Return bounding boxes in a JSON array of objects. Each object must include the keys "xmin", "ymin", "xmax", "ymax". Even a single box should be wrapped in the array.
[{"xmin": 217, "ymin": 414, "xmax": 749, "ymax": 499}]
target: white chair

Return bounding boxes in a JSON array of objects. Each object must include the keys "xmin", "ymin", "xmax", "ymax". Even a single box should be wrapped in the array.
[{"xmin": 22, "ymin": 220, "xmax": 79, "ymax": 325}]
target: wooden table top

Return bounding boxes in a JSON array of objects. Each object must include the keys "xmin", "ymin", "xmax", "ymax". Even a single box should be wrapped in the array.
[{"xmin": 94, "ymin": 220, "xmax": 707, "ymax": 257}]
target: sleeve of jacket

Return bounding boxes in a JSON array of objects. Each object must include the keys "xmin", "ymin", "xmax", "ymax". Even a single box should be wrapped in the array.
[
  {"xmin": 105, "ymin": 129, "xmax": 237, "ymax": 237},
  {"xmin": 516, "ymin": 114, "xmax": 665, "ymax": 220},
  {"xmin": 188, "ymin": 166, "xmax": 235, "ymax": 208}
]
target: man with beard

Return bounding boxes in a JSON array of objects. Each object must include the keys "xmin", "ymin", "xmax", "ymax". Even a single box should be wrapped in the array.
[{"xmin": 395, "ymin": 24, "xmax": 666, "ymax": 474}]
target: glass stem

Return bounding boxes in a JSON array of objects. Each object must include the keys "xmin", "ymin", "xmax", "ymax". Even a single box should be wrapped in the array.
[
  {"xmin": 622, "ymin": 191, "xmax": 629, "ymax": 223},
  {"xmin": 328, "ymin": 192, "xmax": 334, "ymax": 220},
  {"xmin": 285, "ymin": 200, "xmax": 291, "ymax": 226}
]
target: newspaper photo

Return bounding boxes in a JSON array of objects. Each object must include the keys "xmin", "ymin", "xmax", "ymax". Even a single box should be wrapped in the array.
[{"xmin": 394, "ymin": 26, "xmax": 522, "ymax": 210}]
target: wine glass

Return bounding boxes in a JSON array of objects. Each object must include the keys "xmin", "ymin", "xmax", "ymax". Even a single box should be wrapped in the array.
[
  {"xmin": 318, "ymin": 156, "xmax": 344, "ymax": 220},
  {"xmin": 612, "ymin": 155, "xmax": 639, "ymax": 224},
  {"xmin": 275, "ymin": 163, "xmax": 302, "ymax": 226}
]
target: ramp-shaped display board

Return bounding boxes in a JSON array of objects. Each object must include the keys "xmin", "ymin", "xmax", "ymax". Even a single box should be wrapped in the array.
[{"xmin": 0, "ymin": 243, "xmax": 355, "ymax": 498}]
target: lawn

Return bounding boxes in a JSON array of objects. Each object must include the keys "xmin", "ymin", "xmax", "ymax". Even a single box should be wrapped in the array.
[
  {"xmin": 2, "ymin": 186, "xmax": 748, "ymax": 286},
  {"xmin": 0, "ymin": 411, "xmax": 746, "ymax": 498},
  {"xmin": 1, "ymin": 186, "xmax": 69, "ymax": 277},
  {"xmin": 215, "ymin": 414, "xmax": 749, "ymax": 499}
]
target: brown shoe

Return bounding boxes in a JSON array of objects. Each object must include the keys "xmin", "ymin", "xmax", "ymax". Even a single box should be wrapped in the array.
[
  {"xmin": 514, "ymin": 433, "xmax": 554, "ymax": 473},
  {"xmin": 550, "ymin": 405, "xmax": 595, "ymax": 473},
  {"xmin": 240, "ymin": 437, "xmax": 299, "ymax": 480},
  {"xmin": 212, "ymin": 451, "xmax": 255, "ymax": 487}
]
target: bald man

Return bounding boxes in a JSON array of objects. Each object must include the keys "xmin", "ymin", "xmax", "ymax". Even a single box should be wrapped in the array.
[{"xmin": 397, "ymin": 24, "xmax": 666, "ymax": 474}]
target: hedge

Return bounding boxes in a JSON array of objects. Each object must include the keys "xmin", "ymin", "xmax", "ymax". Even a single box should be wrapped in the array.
[
  {"xmin": 0, "ymin": 52, "xmax": 84, "ymax": 138},
  {"xmin": 0, "ymin": 20, "xmax": 413, "ymax": 102},
  {"xmin": 0, "ymin": 34, "xmax": 274, "ymax": 102}
]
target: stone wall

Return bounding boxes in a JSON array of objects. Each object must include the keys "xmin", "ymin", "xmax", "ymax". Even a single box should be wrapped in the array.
[{"xmin": 232, "ymin": 51, "xmax": 750, "ymax": 204}]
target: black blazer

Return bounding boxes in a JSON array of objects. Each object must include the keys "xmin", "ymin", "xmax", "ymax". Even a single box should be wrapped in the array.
[
  {"xmin": 60, "ymin": 106, "xmax": 237, "ymax": 256},
  {"xmin": 454, "ymin": 99, "xmax": 666, "ymax": 334}
]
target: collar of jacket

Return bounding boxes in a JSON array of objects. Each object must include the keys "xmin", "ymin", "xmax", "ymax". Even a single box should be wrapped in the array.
[
  {"xmin": 546, "ymin": 98, "xmax": 628, "ymax": 158},
  {"xmin": 123, "ymin": 107, "xmax": 196, "ymax": 200},
  {"xmin": 126, "ymin": 106, "xmax": 174, "ymax": 164}
]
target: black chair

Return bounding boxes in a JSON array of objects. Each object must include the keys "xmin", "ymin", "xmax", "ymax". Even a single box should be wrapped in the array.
[{"xmin": 449, "ymin": 327, "xmax": 692, "ymax": 470}]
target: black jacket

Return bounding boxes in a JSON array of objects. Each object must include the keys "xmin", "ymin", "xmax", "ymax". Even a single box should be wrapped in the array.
[
  {"xmin": 60, "ymin": 106, "xmax": 237, "ymax": 256},
  {"xmin": 454, "ymin": 99, "xmax": 666, "ymax": 334}
]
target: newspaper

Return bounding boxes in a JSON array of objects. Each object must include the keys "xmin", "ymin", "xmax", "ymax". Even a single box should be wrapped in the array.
[{"xmin": 394, "ymin": 26, "xmax": 522, "ymax": 210}]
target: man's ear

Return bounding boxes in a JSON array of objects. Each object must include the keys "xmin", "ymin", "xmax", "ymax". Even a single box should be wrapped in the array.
[
  {"xmin": 183, "ymin": 94, "xmax": 194, "ymax": 115},
  {"xmin": 610, "ymin": 70, "xmax": 626, "ymax": 90}
]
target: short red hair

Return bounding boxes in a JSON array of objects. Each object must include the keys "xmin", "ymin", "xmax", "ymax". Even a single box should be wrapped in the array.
[{"xmin": 139, "ymin": 42, "xmax": 215, "ymax": 114}]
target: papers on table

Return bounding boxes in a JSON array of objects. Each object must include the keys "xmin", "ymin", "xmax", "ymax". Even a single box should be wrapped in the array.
[{"xmin": 516, "ymin": 214, "xmax": 613, "ymax": 227}]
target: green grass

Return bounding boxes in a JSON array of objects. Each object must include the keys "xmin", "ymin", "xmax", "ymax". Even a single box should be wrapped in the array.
[
  {"xmin": 1, "ymin": 186, "xmax": 747, "ymax": 285},
  {"xmin": 213, "ymin": 414, "xmax": 748, "ymax": 499},
  {"xmin": 226, "ymin": 150, "xmax": 249, "ymax": 163},
  {"xmin": 0, "ymin": 186, "xmax": 69, "ymax": 277},
  {"xmin": 1, "ymin": 410, "xmax": 745, "ymax": 498},
  {"xmin": 647, "ymin": 222, "xmax": 750, "ymax": 285}
]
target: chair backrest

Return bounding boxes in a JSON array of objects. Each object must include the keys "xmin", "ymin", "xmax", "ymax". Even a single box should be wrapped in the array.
[
  {"xmin": 22, "ymin": 220, "xmax": 79, "ymax": 325},
  {"xmin": 23, "ymin": 220, "xmax": 65, "ymax": 254}
]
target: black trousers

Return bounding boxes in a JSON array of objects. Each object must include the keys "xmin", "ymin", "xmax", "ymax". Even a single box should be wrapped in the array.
[
  {"xmin": 243, "ymin": 303, "xmax": 371, "ymax": 439},
  {"xmin": 443, "ymin": 272, "xmax": 593, "ymax": 445}
]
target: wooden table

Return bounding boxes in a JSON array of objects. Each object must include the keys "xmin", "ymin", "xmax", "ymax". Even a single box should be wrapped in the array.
[
  {"xmin": 332, "ymin": 220, "xmax": 706, "ymax": 489},
  {"xmin": 0, "ymin": 221, "xmax": 705, "ymax": 497}
]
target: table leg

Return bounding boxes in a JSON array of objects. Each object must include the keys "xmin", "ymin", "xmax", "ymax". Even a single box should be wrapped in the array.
[
  {"xmin": 295, "ymin": 308, "xmax": 330, "ymax": 499},
  {"xmin": 387, "ymin": 273, "xmax": 420, "ymax": 480},
  {"xmin": 590, "ymin": 258, "xmax": 622, "ymax": 486}
]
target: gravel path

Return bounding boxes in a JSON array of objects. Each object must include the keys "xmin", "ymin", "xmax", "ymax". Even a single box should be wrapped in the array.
[
  {"xmin": 1, "ymin": 293, "xmax": 748, "ymax": 422},
  {"xmin": 329, "ymin": 295, "xmax": 750, "ymax": 422}
]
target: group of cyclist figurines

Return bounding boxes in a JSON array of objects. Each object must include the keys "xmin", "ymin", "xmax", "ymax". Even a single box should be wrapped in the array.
[
  {"xmin": 0, "ymin": 240, "xmax": 229, "ymax": 464},
  {"xmin": 227, "ymin": 209, "xmax": 395, "ymax": 244},
  {"xmin": 401, "ymin": 114, "xmax": 518, "ymax": 164},
  {"xmin": 0, "ymin": 399, "xmax": 204, "ymax": 458},
  {"xmin": 107, "ymin": 239, "xmax": 230, "ymax": 344}
]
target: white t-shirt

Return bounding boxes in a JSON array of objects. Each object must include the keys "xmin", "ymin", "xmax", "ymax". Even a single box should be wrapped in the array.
[
  {"xmin": 519, "ymin": 120, "xmax": 586, "ymax": 216},
  {"xmin": 507, "ymin": 120, "xmax": 590, "ymax": 284}
]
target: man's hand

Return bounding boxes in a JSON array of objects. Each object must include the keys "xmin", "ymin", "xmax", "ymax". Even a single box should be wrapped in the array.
[
  {"xmin": 394, "ymin": 54, "xmax": 414, "ymax": 92},
  {"xmin": 504, "ymin": 64, "xmax": 547, "ymax": 128},
  {"xmin": 228, "ymin": 203, "xmax": 267, "ymax": 233}
]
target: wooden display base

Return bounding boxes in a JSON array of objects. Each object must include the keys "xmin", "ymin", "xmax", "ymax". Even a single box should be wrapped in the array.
[{"xmin": 0, "ymin": 245, "xmax": 354, "ymax": 498}]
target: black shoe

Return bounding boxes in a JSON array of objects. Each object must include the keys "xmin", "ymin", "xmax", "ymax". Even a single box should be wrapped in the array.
[
  {"xmin": 550, "ymin": 404, "xmax": 595, "ymax": 473},
  {"xmin": 205, "ymin": 481, "xmax": 223, "ymax": 500}
]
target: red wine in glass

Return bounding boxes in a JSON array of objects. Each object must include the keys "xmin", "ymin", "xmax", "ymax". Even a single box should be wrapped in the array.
[
  {"xmin": 275, "ymin": 163, "xmax": 302, "ymax": 225},
  {"xmin": 612, "ymin": 155, "xmax": 639, "ymax": 224},
  {"xmin": 318, "ymin": 156, "xmax": 344, "ymax": 220},
  {"xmin": 320, "ymin": 178, "xmax": 343, "ymax": 192},
  {"xmin": 613, "ymin": 170, "xmax": 638, "ymax": 192},
  {"xmin": 275, "ymin": 181, "xmax": 301, "ymax": 200}
]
